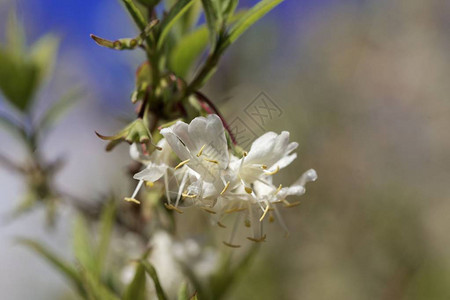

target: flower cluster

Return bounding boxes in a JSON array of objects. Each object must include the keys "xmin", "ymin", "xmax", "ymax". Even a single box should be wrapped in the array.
[{"xmin": 126, "ymin": 114, "xmax": 317, "ymax": 245}]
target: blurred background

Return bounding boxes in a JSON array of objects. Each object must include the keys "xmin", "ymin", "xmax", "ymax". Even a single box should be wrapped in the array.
[{"xmin": 1, "ymin": 0, "xmax": 450, "ymax": 299}]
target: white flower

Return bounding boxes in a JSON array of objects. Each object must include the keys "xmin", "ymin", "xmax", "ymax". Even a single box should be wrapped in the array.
[
  {"xmin": 125, "ymin": 139, "xmax": 174, "ymax": 204},
  {"xmin": 231, "ymin": 131, "xmax": 298, "ymax": 188},
  {"xmin": 158, "ymin": 115, "xmax": 317, "ymax": 244},
  {"xmin": 147, "ymin": 231, "xmax": 183, "ymax": 299},
  {"xmin": 133, "ymin": 138, "xmax": 172, "ymax": 183},
  {"xmin": 126, "ymin": 114, "xmax": 317, "ymax": 244},
  {"xmin": 147, "ymin": 231, "xmax": 219, "ymax": 299},
  {"xmin": 250, "ymin": 168, "xmax": 318, "ymax": 237},
  {"xmin": 160, "ymin": 114, "xmax": 230, "ymax": 184}
]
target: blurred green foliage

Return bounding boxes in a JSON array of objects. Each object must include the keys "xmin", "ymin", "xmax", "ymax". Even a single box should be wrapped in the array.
[{"xmin": 0, "ymin": 12, "xmax": 58, "ymax": 112}]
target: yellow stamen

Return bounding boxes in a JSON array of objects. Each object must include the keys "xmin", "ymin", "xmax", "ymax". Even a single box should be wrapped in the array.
[
  {"xmin": 244, "ymin": 219, "xmax": 251, "ymax": 227},
  {"xmin": 274, "ymin": 184, "xmax": 282, "ymax": 195},
  {"xmin": 164, "ymin": 203, "xmax": 184, "ymax": 214},
  {"xmin": 222, "ymin": 241, "xmax": 241, "ymax": 248},
  {"xmin": 220, "ymin": 181, "xmax": 230, "ymax": 195},
  {"xmin": 245, "ymin": 186, "xmax": 253, "ymax": 194},
  {"xmin": 182, "ymin": 193, "xmax": 197, "ymax": 199},
  {"xmin": 247, "ymin": 235, "xmax": 267, "ymax": 243},
  {"xmin": 265, "ymin": 165, "xmax": 280, "ymax": 175},
  {"xmin": 201, "ymin": 207, "xmax": 216, "ymax": 214},
  {"xmin": 217, "ymin": 221, "xmax": 227, "ymax": 228},
  {"xmin": 259, "ymin": 205, "xmax": 271, "ymax": 222},
  {"xmin": 269, "ymin": 213, "xmax": 275, "ymax": 223},
  {"xmin": 196, "ymin": 144, "xmax": 206, "ymax": 157},
  {"xmin": 243, "ymin": 151, "xmax": 248, "ymax": 157},
  {"xmin": 204, "ymin": 158, "xmax": 219, "ymax": 164},
  {"xmin": 225, "ymin": 207, "xmax": 247, "ymax": 214},
  {"xmin": 175, "ymin": 159, "xmax": 190, "ymax": 170},
  {"xmin": 261, "ymin": 164, "xmax": 268, "ymax": 170},
  {"xmin": 145, "ymin": 181, "xmax": 154, "ymax": 187},
  {"xmin": 124, "ymin": 197, "xmax": 141, "ymax": 204},
  {"xmin": 284, "ymin": 201, "xmax": 301, "ymax": 208}
]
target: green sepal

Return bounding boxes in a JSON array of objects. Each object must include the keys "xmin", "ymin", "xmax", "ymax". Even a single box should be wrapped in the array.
[{"xmin": 96, "ymin": 119, "xmax": 153, "ymax": 151}]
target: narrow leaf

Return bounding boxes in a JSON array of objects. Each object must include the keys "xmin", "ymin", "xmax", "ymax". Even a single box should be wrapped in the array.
[
  {"xmin": 210, "ymin": 244, "xmax": 259, "ymax": 298},
  {"xmin": 38, "ymin": 88, "xmax": 81, "ymax": 135},
  {"xmin": 180, "ymin": 1, "xmax": 202, "ymax": 32},
  {"xmin": 222, "ymin": 0, "xmax": 284, "ymax": 50},
  {"xmin": 177, "ymin": 282, "xmax": 189, "ymax": 300},
  {"xmin": 201, "ymin": 0, "xmax": 222, "ymax": 44},
  {"xmin": 17, "ymin": 238, "xmax": 85, "ymax": 294},
  {"xmin": 30, "ymin": 34, "xmax": 59, "ymax": 85},
  {"xmin": 6, "ymin": 10, "xmax": 26, "ymax": 55},
  {"xmin": 178, "ymin": 260, "xmax": 208, "ymax": 299},
  {"xmin": 169, "ymin": 26, "xmax": 209, "ymax": 77},
  {"xmin": 120, "ymin": 0, "xmax": 147, "ymax": 31},
  {"xmin": 123, "ymin": 263, "xmax": 147, "ymax": 300},
  {"xmin": 96, "ymin": 202, "xmax": 116, "ymax": 278},
  {"xmin": 73, "ymin": 216, "xmax": 97, "ymax": 276},
  {"xmin": 79, "ymin": 265, "xmax": 121, "ymax": 300},
  {"xmin": 157, "ymin": 0, "xmax": 197, "ymax": 50},
  {"xmin": 169, "ymin": 10, "xmax": 246, "ymax": 77},
  {"xmin": 221, "ymin": 0, "xmax": 238, "ymax": 21},
  {"xmin": 140, "ymin": 260, "xmax": 168, "ymax": 300},
  {"xmin": 0, "ymin": 49, "xmax": 39, "ymax": 111},
  {"xmin": 0, "ymin": 112, "xmax": 27, "ymax": 142}
]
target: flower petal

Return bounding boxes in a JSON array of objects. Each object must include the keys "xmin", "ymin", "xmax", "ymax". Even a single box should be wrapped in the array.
[{"xmin": 133, "ymin": 164, "xmax": 167, "ymax": 182}]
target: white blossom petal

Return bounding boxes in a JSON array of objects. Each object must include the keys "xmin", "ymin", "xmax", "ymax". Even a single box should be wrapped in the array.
[{"xmin": 133, "ymin": 164, "xmax": 167, "ymax": 182}]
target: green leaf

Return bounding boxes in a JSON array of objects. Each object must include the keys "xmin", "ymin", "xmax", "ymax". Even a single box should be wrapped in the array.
[
  {"xmin": 30, "ymin": 34, "xmax": 59, "ymax": 85},
  {"xmin": 123, "ymin": 263, "xmax": 147, "ymax": 300},
  {"xmin": 73, "ymin": 215, "xmax": 97, "ymax": 276},
  {"xmin": 96, "ymin": 201, "xmax": 116, "ymax": 276},
  {"xmin": 6, "ymin": 10, "xmax": 26, "ymax": 55},
  {"xmin": 38, "ymin": 88, "xmax": 81, "ymax": 135},
  {"xmin": 169, "ymin": 10, "xmax": 246, "ymax": 77},
  {"xmin": 169, "ymin": 26, "xmax": 209, "ymax": 77},
  {"xmin": 178, "ymin": 260, "xmax": 208, "ymax": 299},
  {"xmin": 222, "ymin": 0, "xmax": 284, "ymax": 51},
  {"xmin": 177, "ymin": 282, "xmax": 189, "ymax": 300},
  {"xmin": 17, "ymin": 238, "xmax": 85, "ymax": 295},
  {"xmin": 123, "ymin": 250, "xmax": 151, "ymax": 300},
  {"xmin": 210, "ymin": 244, "xmax": 259, "ymax": 299},
  {"xmin": 137, "ymin": 0, "xmax": 160, "ymax": 6},
  {"xmin": 180, "ymin": 1, "xmax": 203, "ymax": 32},
  {"xmin": 140, "ymin": 260, "xmax": 168, "ymax": 300},
  {"xmin": 221, "ymin": 0, "xmax": 238, "ymax": 21},
  {"xmin": 120, "ymin": 0, "xmax": 147, "ymax": 31},
  {"xmin": 0, "ymin": 112, "xmax": 27, "ymax": 142},
  {"xmin": 164, "ymin": 0, "xmax": 177, "ymax": 9},
  {"xmin": 201, "ymin": 0, "xmax": 223, "ymax": 45},
  {"xmin": 0, "ymin": 12, "xmax": 57, "ymax": 112},
  {"xmin": 0, "ymin": 49, "xmax": 39, "ymax": 112},
  {"xmin": 79, "ymin": 265, "xmax": 121, "ymax": 300},
  {"xmin": 157, "ymin": 0, "xmax": 197, "ymax": 50},
  {"xmin": 9, "ymin": 190, "xmax": 37, "ymax": 219}
]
